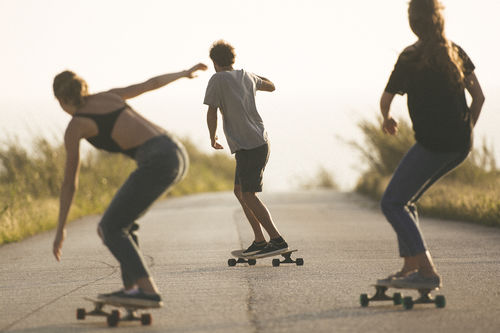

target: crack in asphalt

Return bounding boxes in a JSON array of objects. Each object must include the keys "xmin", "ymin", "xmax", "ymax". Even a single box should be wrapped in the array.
[
  {"xmin": 232, "ymin": 209, "xmax": 260, "ymax": 333},
  {"xmin": 1, "ymin": 263, "xmax": 118, "ymax": 332}
]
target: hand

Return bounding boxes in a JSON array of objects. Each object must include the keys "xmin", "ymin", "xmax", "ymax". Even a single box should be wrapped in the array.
[
  {"xmin": 186, "ymin": 63, "xmax": 208, "ymax": 79},
  {"xmin": 211, "ymin": 136, "xmax": 224, "ymax": 150},
  {"xmin": 382, "ymin": 117, "xmax": 398, "ymax": 135},
  {"xmin": 53, "ymin": 228, "xmax": 66, "ymax": 262}
]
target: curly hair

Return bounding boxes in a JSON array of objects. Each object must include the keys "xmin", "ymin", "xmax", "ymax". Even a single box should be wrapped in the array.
[
  {"xmin": 53, "ymin": 70, "xmax": 88, "ymax": 107},
  {"xmin": 209, "ymin": 40, "xmax": 235, "ymax": 67},
  {"xmin": 408, "ymin": 0, "xmax": 465, "ymax": 89}
]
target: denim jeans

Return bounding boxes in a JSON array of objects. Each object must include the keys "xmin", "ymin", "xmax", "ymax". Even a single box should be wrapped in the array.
[
  {"xmin": 380, "ymin": 143, "xmax": 468, "ymax": 257},
  {"xmin": 98, "ymin": 135, "xmax": 188, "ymax": 287}
]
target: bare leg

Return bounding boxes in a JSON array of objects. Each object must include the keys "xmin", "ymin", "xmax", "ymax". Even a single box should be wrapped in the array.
[
  {"xmin": 234, "ymin": 185, "xmax": 266, "ymax": 242},
  {"xmin": 241, "ymin": 191, "xmax": 280, "ymax": 239},
  {"xmin": 136, "ymin": 277, "xmax": 160, "ymax": 294},
  {"xmin": 401, "ymin": 251, "xmax": 439, "ymax": 277}
]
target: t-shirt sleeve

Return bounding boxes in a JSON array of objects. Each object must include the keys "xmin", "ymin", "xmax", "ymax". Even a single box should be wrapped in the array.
[
  {"xmin": 203, "ymin": 75, "xmax": 220, "ymax": 107},
  {"xmin": 248, "ymin": 72, "xmax": 263, "ymax": 90},
  {"xmin": 454, "ymin": 44, "xmax": 475, "ymax": 76},
  {"xmin": 384, "ymin": 52, "xmax": 410, "ymax": 95}
]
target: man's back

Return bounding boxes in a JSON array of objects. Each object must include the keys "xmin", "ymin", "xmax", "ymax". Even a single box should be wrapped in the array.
[{"xmin": 204, "ymin": 69, "xmax": 267, "ymax": 153}]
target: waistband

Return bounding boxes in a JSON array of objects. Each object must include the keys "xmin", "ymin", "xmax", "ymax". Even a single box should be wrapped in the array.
[{"xmin": 133, "ymin": 134, "xmax": 184, "ymax": 162}]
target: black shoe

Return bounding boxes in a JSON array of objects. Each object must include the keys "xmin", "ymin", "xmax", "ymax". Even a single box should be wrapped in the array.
[
  {"xmin": 98, "ymin": 289, "xmax": 127, "ymax": 299},
  {"xmin": 242, "ymin": 241, "xmax": 268, "ymax": 256},
  {"xmin": 254, "ymin": 238, "xmax": 289, "ymax": 258},
  {"xmin": 98, "ymin": 289, "xmax": 163, "ymax": 308}
]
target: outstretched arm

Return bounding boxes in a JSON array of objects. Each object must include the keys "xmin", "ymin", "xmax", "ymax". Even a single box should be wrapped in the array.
[
  {"xmin": 53, "ymin": 120, "xmax": 83, "ymax": 261},
  {"xmin": 109, "ymin": 63, "xmax": 208, "ymax": 100},
  {"xmin": 207, "ymin": 106, "xmax": 223, "ymax": 149},
  {"xmin": 464, "ymin": 72, "xmax": 485, "ymax": 126},
  {"xmin": 256, "ymin": 75, "xmax": 275, "ymax": 92},
  {"xmin": 380, "ymin": 91, "xmax": 398, "ymax": 135}
]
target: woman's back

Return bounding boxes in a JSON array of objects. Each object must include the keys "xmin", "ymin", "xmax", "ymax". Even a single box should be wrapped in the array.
[
  {"xmin": 385, "ymin": 42, "xmax": 475, "ymax": 152},
  {"xmin": 72, "ymin": 92, "xmax": 164, "ymax": 156}
]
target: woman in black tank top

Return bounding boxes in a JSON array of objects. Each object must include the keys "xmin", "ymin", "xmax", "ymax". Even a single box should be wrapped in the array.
[{"xmin": 51, "ymin": 63, "xmax": 207, "ymax": 307}]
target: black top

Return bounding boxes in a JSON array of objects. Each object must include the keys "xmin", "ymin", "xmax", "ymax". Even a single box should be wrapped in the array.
[
  {"xmin": 385, "ymin": 42, "xmax": 475, "ymax": 152},
  {"xmin": 74, "ymin": 105, "xmax": 138, "ymax": 158}
]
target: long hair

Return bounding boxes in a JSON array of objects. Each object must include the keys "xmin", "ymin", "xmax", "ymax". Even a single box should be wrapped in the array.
[
  {"xmin": 408, "ymin": 0, "xmax": 465, "ymax": 88},
  {"xmin": 53, "ymin": 70, "xmax": 88, "ymax": 107}
]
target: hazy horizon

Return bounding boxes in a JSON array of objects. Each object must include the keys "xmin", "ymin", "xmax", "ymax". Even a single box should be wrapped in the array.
[{"xmin": 2, "ymin": 0, "xmax": 499, "ymax": 190}]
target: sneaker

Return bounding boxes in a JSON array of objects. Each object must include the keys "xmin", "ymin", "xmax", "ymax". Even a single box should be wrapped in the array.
[
  {"xmin": 98, "ymin": 289, "xmax": 163, "ymax": 308},
  {"xmin": 98, "ymin": 289, "xmax": 128, "ymax": 299},
  {"xmin": 392, "ymin": 272, "xmax": 442, "ymax": 290},
  {"xmin": 242, "ymin": 241, "xmax": 268, "ymax": 256},
  {"xmin": 376, "ymin": 270, "xmax": 415, "ymax": 287},
  {"xmin": 253, "ymin": 238, "xmax": 289, "ymax": 258}
]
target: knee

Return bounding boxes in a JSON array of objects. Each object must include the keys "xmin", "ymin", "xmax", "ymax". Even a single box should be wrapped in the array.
[
  {"xmin": 380, "ymin": 194, "xmax": 398, "ymax": 216},
  {"xmin": 98, "ymin": 223, "xmax": 112, "ymax": 245},
  {"xmin": 98, "ymin": 222, "xmax": 120, "ymax": 246},
  {"xmin": 97, "ymin": 225, "xmax": 104, "ymax": 243}
]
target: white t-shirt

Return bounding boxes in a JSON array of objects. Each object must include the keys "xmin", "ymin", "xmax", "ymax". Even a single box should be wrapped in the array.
[{"xmin": 203, "ymin": 69, "xmax": 268, "ymax": 154}]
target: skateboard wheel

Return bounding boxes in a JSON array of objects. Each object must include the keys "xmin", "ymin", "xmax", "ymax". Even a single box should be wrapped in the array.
[
  {"xmin": 402, "ymin": 296, "xmax": 414, "ymax": 310},
  {"xmin": 141, "ymin": 313, "xmax": 152, "ymax": 325},
  {"xmin": 393, "ymin": 292, "xmax": 402, "ymax": 305},
  {"xmin": 228, "ymin": 258, "xmax": 237, "ymax": 267},
  {"xmin": 76, "ymin": 308, "xmax": 86, "ymax": 320},
  {"xmin": 107, "ymin": 312, "xmax": 120, "ymax": 327},
  {"xmin": 111, "ymin": 309, "xmax": 120, "ymax": 319},
  {"xmin": 435, "ymin": 295, "xmax": 446, "ymax": 308},
  {"xmin": 248, "ymin": 259, "xmax": 257, "ymax": 266},
  {"xmin": 360, "ymin": 294, "xmax": 369, "ymax": 307},
  {"xmin": 296, "ymin": 258, "xmax": 304, "ymax": 266},
  {"xmin": 272, "ymin": 259, "xmax": 280, "ymax": 267}
]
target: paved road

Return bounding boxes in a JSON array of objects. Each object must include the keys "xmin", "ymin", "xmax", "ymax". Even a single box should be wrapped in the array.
[{"xmin": 1, "ymin": 191, "xmax": 499, "ymax": 333}]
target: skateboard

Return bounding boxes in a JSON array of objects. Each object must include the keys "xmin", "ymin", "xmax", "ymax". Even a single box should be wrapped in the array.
[
  {"xmin": 228, "ymin": 249, "xmax": 303, "ymax": 267},
  {"xmin": 360, "ymin": 284, "xmax": 446, "ymax": 310},
  {"xmin": 77, "ymin": 297, "xmax": 154, "ymax": 327}
]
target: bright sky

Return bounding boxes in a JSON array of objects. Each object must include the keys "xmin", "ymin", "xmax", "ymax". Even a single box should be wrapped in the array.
[{"xmin": 1, "ymin": 0, "xmax": 499, "ymax": 190}]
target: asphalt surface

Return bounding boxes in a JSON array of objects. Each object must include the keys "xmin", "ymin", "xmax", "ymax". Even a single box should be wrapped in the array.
[{"xmin": 1, "ymin": 190, "xmax": 499, "ymax": 333}]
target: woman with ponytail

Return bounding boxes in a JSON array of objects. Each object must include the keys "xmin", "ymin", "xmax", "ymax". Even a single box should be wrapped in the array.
[
  {"xmin": 52, "ymin": 63, "xmax": 207, "ymax": 307},
  {"xmin": 378, "ymin": 0, "xmax": 484, "ymax": 289}
]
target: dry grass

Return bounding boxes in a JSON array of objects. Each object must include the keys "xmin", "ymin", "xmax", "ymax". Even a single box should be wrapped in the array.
[
  {"xmin": 0, "ymin": 137, "xmax": 234, "ymax": 244},
  {"xmin": 354, "ymin": 117, "xmax": 500, "ymax": 227}
]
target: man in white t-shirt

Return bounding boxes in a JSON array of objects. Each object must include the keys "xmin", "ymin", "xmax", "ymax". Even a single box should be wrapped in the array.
[{"xmin": 203, "ymin": 40, "xmax": 289, "ymax": 257}]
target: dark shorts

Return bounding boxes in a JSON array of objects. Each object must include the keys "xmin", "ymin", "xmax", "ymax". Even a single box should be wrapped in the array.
[{"xmin": 234, "ymin": 143, "xmax": 270, "ymax": 193}]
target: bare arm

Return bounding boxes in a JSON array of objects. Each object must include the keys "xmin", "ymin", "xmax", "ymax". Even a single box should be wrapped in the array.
[
  {"xmin": 109, "ymin": 63, "xmax": 207, "ymax": 100},
  {"xmin": 206, "ymin": 105, "xmax": 223, "ymax": 149},
  {"xmin": 256, "ymin": 75, "xmax": 275, "ymax": 92},
  {"xmin": 464, "ymin": 72, "xmax": 485, "ymax": 126},
  {"xmin": 380, "ymin": 91, "xmax": 398, "ymax": 135},
  {"xmin": 53, "ymin": 121, "xmax": 82, "ymax": 261}
]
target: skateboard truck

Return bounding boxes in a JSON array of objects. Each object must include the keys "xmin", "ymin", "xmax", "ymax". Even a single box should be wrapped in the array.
[
  {"xmin": 228, "ymin": 257, "xmax": 257, "ymax": 266},
  {"xmin": 271, "ymin": 252, "xmax": 304, "ymax": 267},
  {"xmin": 360, "ymin": 285, "xmax": 402, "ymax": 307},
  {"xmin": 401, "ymin": 289, "xmax": 446, "ymax": 310}
]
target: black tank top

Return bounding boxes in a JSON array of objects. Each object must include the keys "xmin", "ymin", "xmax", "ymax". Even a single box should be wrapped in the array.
[{"xmin": 74, "ymin": 105, "xmax": 138, "ymax": 158}]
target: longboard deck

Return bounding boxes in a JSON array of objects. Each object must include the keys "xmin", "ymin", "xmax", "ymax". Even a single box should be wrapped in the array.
[
  {"xmin": 83, "ymin": 297, "xmax": 156, "ymax": 310},
  {"xmin": 231, "ymin": 248, "xmax": 298, "ymax": 259},
  {"xmin": 371, "ymin": 284, "xmax": 440, "ymax": 292}
]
